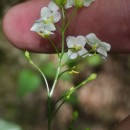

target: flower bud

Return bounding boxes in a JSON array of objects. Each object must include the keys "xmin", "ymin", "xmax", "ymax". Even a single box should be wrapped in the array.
[
  {"xmin": 87, "ymin": 73, "xmax": 97, "ymax": 81},
  {"xmin": 54, "ymin": 0, "xmax": 67, "ymax": 7},
  {"xmin": 75, "ymin": 0, "xmax": 84, "ymax": 8}
]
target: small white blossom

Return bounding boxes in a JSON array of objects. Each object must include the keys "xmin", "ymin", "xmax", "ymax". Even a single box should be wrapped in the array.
[
  {"xmin": 31, "ymin": 20, "xmax": 56, "ymax": 37},
  {"xmin": 65, "ymin": 0, "xmax": 95, "ymax": 9},
  {"xmin": 40, "ymin": 1, "xmax": 61, "ymax": 23},
  {"xmin": 31, "ymin": 1, "xmax": 61, "ymax": 37},
  {"xmin": 67, "ymin": 36, "xmax": 88, "ymax": 59},
  {"xmin": 86, "ymin": 33, "xmax": 111, "ymax": 59}
]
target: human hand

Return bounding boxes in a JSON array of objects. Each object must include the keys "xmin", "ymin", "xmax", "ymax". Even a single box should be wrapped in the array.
[
  {"xmin": 3, "ymin": 0, "xmax": 130, "ymax": 53},
  {"xmin": 2, "ymin": 1, "xmax": 130, "ymax": 129}
]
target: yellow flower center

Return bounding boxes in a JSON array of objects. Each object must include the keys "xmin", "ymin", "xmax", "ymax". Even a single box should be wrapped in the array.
[
  {"xmin": 44, "ymin": 16, "xmax": 54, "ymax": 24},
  {"xmin": 72, "ymin": 44, "xmax": 82, "ymax": 52}
]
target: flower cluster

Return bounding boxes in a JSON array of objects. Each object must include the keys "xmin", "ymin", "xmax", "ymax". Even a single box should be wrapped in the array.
[
  {"xmin": 31, "ymin": 0, "xmax": 111, "ymax": 59},
  {"xmin": 31, "ymin": 0, "xmax": 95, "ymax": 37},
  {"xmin": 67, "ymin": 33, "xmax": 111, "ymax": 59}
]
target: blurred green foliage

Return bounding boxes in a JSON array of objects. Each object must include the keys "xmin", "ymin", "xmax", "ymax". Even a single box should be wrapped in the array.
[
  {"xmin": 85, "ymin": 128, "xmax": 90, "ymax": 130},
  {"xmin": 41, "ymin": 62, "xmax": 57, "ymax": 79},
  {"xmin": 17, "ymin": 69, "xmax": 41, "ymax": 97}
]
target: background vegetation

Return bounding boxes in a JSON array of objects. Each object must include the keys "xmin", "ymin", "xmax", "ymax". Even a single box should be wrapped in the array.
[{"xmin": 0, "ymin": 1, "xmax": 130, "ymax": 130}]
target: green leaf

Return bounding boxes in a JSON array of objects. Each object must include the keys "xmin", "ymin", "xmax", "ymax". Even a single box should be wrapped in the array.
[
  {"xmin": 0, "ymin": 119, "xmax": 22, "ymax": 130},
  {"xmin": 17, "ymin": 69, "xmax": 41, "ymax": 97}
]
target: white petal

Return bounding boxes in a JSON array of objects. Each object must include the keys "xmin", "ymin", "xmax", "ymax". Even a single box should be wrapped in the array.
[
  {"xmin": 48, "ymin": 1, "xmax": 59, "ymax": 12},
  {"xmin": 65, "ymin": 0, "xmax": 74, "ymax": 9},
  {"xmin": 68, "ymin": 50, "xmax": 78, "ymax": 59},
  {"xmin": 84, "ymin": 0, "xmax": 95, "ymax": 7},
  {"xmin": 68, "ymin": 50, "xmax": 73, "ymax": 56},
  {"xmin": 31, "ymin": 22, "xmax": 40, "ymax": 32},
  {"xmin": 101, "ymin": 42, "xmax": 111, "ymax": 51},
  {"xmin": 70, "ymin": 53, "xmax": 78, "ymax": 59},
  {"xmin": 44, "ymin": 29, "xmax": 54, "ymax": 35},
  {"xmin": 97, "ymin": 47, "xmax": 107, "ymax": 57},
  {"xmin": 76, "ymin": 36, "xmax": 86, "ymax": 47},
  {"xmin": 66, "ymin": 36, "xmax": 76, "ymax": 48},
  {"xmin": 52, "ymin": 12, "xmax": 61, "ymax": 23},
  {"xmin": 86, "ymin": 33, "xmax": 101, "ymax": 46},
  {"xmin": 78, "ymin": 48, "xmax": 88, "ymax": 56},
  {"xmin": 45, "ymin": 23, "xmax": 56, "ymax": 31},
  {"xmin": 41, "ymin": 7, "xmax": 51, "ymax": 18}
]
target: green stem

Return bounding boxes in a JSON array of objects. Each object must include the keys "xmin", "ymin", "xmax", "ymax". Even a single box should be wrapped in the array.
[
  {"xmin": 50, "ymin": 6, "xmax": 66, "ymax": 96},
  {"xmin": 64, "ymin": 7, "xmax": 78, "ymax": 32},
  {"xmin": 48, "ymin": 95, "xmax": 52, "ymax": 130},
  {"xmin": 61, "ymin": 6, "xmax": 65, "ymax": 57},
  {"xmin": 55, "ymin": 94, "xmax": 66, "ymax": 105},
  {"xmin": 47, "ymin": 6, "xmax": 67, "ymax": 130},
  {"xmin": 30, "ymin": 62, "xmax": 50, "ymax": 95},
  {"xmin": 52, "ymin": 100, "xmax": 66, "ymax": 119},
  {"xmin": 58, "ymin": 69, "xmax": 70, "ymax": 78},
  {"xmin": 50, "ymin": 58, "xmax": 61, "ymax": 96},
  {"xmin": 48, "ymin": 38, "xmax": 59, "ymax": 57}
]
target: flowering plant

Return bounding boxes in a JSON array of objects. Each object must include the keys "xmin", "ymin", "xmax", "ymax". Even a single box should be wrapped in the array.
[{"xmin": 25, "ymin": 0, "xmax": 111, "ymax": 130}]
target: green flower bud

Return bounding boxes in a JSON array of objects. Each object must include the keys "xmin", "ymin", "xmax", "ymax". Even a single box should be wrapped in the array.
[
  {"xmin": 54, "ymin": 0, "xmax": 67, "ymax": 7},
  {"xmin": 75, "ymin": 0, "xmax": 84, "ymax": 8},
  {"xmin": 25, "ymin": 51, "xmax": 33, "ymax": 64},
  {"xmin": 69, "ymin": 66, "xmax": 79, "ymax": 75},
  {"xmin": 87, "ymin": 73, "xmax": 97, "ymax": 81}
]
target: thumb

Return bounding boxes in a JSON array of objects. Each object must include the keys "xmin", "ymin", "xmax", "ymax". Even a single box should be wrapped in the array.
[{"xmin": 3, "ymin": 0, "xmax": 130, "ymax": 53}]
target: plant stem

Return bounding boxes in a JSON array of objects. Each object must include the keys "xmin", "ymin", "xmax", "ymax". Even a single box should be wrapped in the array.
[
  {"xmin": 64, "ymin": 7, "xmax": 78, "ymax": 32},
  {"xmin": 30, "ymin": 61, "xmax": 50, "ymax": 95},
  {"xmin": 50, "ymin": 58, "xmax": 61, "ymax": 97},
  {"xmin": 50, "ymin": 6, "xmax": 66, "ymax": 97},
  {"xmin": 47, "ymin": 6, "xmax": 67, "ymax": 130},
  {"xmin": 48, "ymin": 38, "xmax": 59, "ymax": 57},
  {"xmin": 48, "ymin": 95, "xmax": 52, "ymax": 130},
  {"xmin": 61, "ymin": 6, "xmax": 65, "ymax": 57},
  {"xmin": 52, "ymin": 100, "xmax": 66, "ymax": 118}
]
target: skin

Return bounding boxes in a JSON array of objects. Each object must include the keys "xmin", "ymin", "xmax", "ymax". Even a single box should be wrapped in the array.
[
  {"xmin": 2, "ymin": 0, "xmax": 130, "ymax": 53},
  {"xmin": 2, "ymin": 0, "xmax": 130, "ymax": 129}
]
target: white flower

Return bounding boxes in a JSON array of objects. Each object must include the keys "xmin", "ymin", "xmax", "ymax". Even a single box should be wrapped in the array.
[
  {"xmin": 65, "ymin": 0, "xmax": 95, "ymax": 9},
  {"xmin": 31, "ymin": 20, "xmax": 56, "ymax": 37},
  {"xmin": 31, "ymin": 1, "xmax": 61, "ymax": 37},
  {"xmin": 67, "ymin": 36, "xmax": 88, "ymax": 59},
  {"xmin": 40, "ymin": 1, "xmax": 61, "ymax": 23},
  {"xmin": 86, "ymin": 33, "xmax": 111, "ymax": 59}
]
